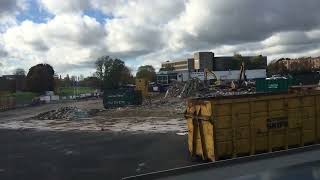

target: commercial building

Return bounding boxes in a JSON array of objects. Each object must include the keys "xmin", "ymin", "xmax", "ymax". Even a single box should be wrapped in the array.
[
  {"xmin": 157, "ymin": 52, "xmax": 267, "ymax": 83},
  {"xmin": 161, "ymin": 58, "xmax": 194, "ymax": 71},
  {"xmin": 160, "ymin": 58, "xmax": 194, "ymax": 82}
]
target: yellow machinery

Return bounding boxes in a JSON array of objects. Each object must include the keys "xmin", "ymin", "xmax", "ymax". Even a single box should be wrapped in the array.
[
  {"xmin": 185, "ymin": 89, "xmax": 320, "ymax": 161},
  {"xmin": 204, "ymin": 68, "xmax": 220, "ymax": 86},
  {"xmin": 231, "ymin": 61, "xmax": 247, "ymax": 90},
  {"xmin": 135, "ymin": 78, "xmax": 149, "ymax": 98}
]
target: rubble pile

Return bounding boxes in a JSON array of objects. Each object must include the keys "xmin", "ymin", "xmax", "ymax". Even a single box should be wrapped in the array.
[
  {"xmin": 165, "ymin": 79, "xmax": 204, "ymax": 98},
  {"xmin": 35, "ymin": 106, "xmax": 89, "ymax": 120},
  {"xmin": 164, "ymin": 79, "xmax": 256, "ymax": 99}
]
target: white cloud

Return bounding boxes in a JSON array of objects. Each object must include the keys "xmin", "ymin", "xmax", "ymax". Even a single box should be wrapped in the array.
[
  {"xmin": 2, "ymin": 14, "xmax": 106, "ymax": 75},
  {"xmin": 2, "ymin": 0, "xmax": 320, "ymax": 76},
  {"xmin": 38, "ymin": 0, "xmax": 90, "ymax": 15}
]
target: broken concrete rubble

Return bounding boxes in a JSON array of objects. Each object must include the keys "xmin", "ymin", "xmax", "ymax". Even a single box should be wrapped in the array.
[
  {"xmin": 164, "ymin": 78, "xmax": 256, "ymax": 99},
  {"xmin": 165, "ymin": 79, "xmax": 205, "ymax": 98},
  {"xmin": 34, "ymin": 106, "xmax": 90, "ymax": 120}
]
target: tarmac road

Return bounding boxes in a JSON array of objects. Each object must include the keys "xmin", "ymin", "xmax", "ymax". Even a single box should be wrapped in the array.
[{"xmin": 0, "ymin": 129, "xmax": 195, "ymax": 180}]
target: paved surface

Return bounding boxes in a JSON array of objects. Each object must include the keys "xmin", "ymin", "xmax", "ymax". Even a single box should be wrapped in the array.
[
  {"xmin": 0, "ymin": 129, "xmax": 194, "ymax": 180},
  {"xmin": 0, "ymin": 99, "xmax": 194, "ymax": 180},
  {"xmin": 144, "ymin": 145, "xmax": 320, "ymax": 180}
]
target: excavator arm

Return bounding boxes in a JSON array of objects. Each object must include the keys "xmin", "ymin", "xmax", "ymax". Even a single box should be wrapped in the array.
[{"xmin": 204, "ymin": 68, "xmax": 219, "ymax": 86}]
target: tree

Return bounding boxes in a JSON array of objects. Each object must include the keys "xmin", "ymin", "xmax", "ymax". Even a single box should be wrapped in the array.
[
  {"xmin": 26, "ymin": 64, "xmax": 55, "ymax": 93},
  {"xmin": 79, "ymin": 76, "xmax": 101, "ymax": 88},
  {"xmin": 14, "ymin": 68, "xmax": 26, "ymax": 76},
  {"xmin": 231, "ymin": 53, "xmax": 243, "ymax": 69},
  {"xmin": 267, "ymin": 60, "xmax": 288, "ymax": 76},
  {"xmin": 95, "ymin": 56, "xmax": 132, "ymax": 90},
  {"xmin": 95, "ymin": 56, "xmax": 109, "ymax": 81},
  {"xmin": 63, "ymin": 74, "xmax": 71, "ymax": 87},
  {"xmin": 136, "ymin": 65, "xmax": 156, "ymax": 82},
  {"xmin": 79, "ymin": 74, "xmax": 84, "ymax": 81},
  {"xmin": 53, "ymin": 74, "xmax": 61, "ymax": 93}
]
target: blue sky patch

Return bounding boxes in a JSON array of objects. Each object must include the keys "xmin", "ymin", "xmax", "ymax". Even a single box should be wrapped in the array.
[
  {"xmin": 83, "ymin": 9, "xmax": 112, "ymax": 24},
  {"xmin": 16, "ymin": 0, "xmax": 53, "ymax": 23}
]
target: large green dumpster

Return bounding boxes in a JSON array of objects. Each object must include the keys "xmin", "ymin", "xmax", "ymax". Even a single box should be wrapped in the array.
[
  {"xmin": 256, "ymin": 77, "xmax": 296, "ymax": 93},
  {"xmin": 103, "ymin": 88, "xmax": 142, "ymax": 108}
]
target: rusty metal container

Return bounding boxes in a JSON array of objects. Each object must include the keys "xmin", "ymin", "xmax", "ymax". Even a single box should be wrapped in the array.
[{"xmin": 185, "ymin": 90, "xmax": 320, "ymax": 161}]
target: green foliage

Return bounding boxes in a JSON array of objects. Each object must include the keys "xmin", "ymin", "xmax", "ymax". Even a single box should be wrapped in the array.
[
  {"xmin": 247, "ymin": 55, "xmax": 265, "ymax": 69},
  {"xmin": 58, "ymin": 87, "xmax": 95, "ymax": 96},
  {"xmin": 136, "ymin": 65, "xmax": 156, "ymax": 82},
  {"xmin": 26, "ymin": 64, "xmax": 55, "ymax": 93},
  {"xmin": 95, "ymin": 56, "xmax": 133, "ymax": 90},
  {"xmin": 13, "ymin": 91, "xmax": 38, "ymax": 105},
  {"xmin": 231, "ymin": 53, "xmax": 243, "ymax": 69},
  {"xmin": 79, "ymin": 76, "xmax": 101, "ymax": 88}
]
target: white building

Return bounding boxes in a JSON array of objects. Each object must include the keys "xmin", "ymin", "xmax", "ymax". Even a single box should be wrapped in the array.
[{"xmin": 158, "ymin": 52, "xmax": 267, "ymax": 83}]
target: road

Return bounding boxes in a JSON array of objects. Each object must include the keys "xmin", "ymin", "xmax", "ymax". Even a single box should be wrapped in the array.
[{"xmin": 0, "ymin": 129, "xmax": 195, "ymax": 180}]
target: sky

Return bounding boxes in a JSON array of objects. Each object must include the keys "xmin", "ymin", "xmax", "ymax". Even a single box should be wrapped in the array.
[{"xmin": 1, "ymin": 0, "xmax": 320, "ymax": 77}]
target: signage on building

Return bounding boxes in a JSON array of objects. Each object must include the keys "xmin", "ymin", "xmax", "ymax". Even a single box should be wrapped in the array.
[{"xmin": 190, "ymin": 71, "xmax": 204, "ymax": 79}]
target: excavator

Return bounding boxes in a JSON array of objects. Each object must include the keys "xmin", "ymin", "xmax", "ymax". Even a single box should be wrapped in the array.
[
  {"xmin": 231, "ymin": 61, "xmax": 247, "ymax": 90},
  {"xmin": 204, "ymin": 68, "xmax": 220, "ymax": 88}
]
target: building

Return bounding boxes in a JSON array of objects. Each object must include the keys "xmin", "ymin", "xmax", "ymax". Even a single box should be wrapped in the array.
[
  {"xmin": 158, "ymin": 52, "xmax": 267, "ymax": 83},
  {"xmin": 277, "ymin": 57, "xmax": 320, "ymax": 71},
  {"xmin": 161, "ymin": 58, "xmax": 194, "ymax": 71},
  {"xmin": 194, "ymin": 52, "xmax": 214, "ymax": 70},
  {"xmin": 156, "ymin": 71, "xmax": 178, "ymax": 85},
  {"xmin": 212, "ymin": 56, "xmax": 267, "ymax": 80},
  {"xmin": 160, "ymin": 58, "xmax": 194, "ymax": 82}
]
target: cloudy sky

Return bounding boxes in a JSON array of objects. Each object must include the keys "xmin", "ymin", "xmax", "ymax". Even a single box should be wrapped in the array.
[{"xmin": 1, "ymin": 0, "xmax": 320, "ymax": 76}]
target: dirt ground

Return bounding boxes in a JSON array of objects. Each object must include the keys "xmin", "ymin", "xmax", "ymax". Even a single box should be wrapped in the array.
[
  {"xmin": 0, "ymin": 98, "xmax": 187, "ymax": 134},
  {"xmin": 0, "ymin": 98, "xmax": 195, "ymax": 180}
]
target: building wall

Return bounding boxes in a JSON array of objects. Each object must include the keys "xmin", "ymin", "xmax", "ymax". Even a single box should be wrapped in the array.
[
  {"xmin": 162, "ymin": 59, "xmax": 188, "ymax": 71},
  {"xmin": 160, "ymin": 52, "xmax": 267, "ymax": 82},
  {"xmin": 187, "ymin": 58, "xmax": 194, "ymax": 70},
  {"xmin": 214, "ymin": 69, "xmax": 267, "ymax": 80},
  {"xmin": 190, "ymin": 69, "xmax": 266, "ymax": 81},
  {"xmin": 193, "ymin": 52, "xmax": 214, "ymax": 70},
  {"xmin": 214, "ymin": 56, "xmax": 267, "ymax": 71},
  {"xmin": 177, "ymin": 70, "xmax": 190, "ymax": 82}
]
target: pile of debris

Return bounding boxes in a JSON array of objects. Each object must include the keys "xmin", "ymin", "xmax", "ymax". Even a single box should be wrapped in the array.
[
  {"xmin": 164, "ymin": 79, "xmax": 256, "ymax": 99},
  {"xmin": 35, "ymin": 106, "xmax": 89, "ymax": 120},
  {"xmin": 165, "ymin": 79, "xmax": 205, "ymax": 98}
]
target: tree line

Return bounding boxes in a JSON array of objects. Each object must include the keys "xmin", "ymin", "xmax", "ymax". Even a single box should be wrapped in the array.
[{"xmin": 15, "ymin": 55, "xmax": 156, "ymax": 93}]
